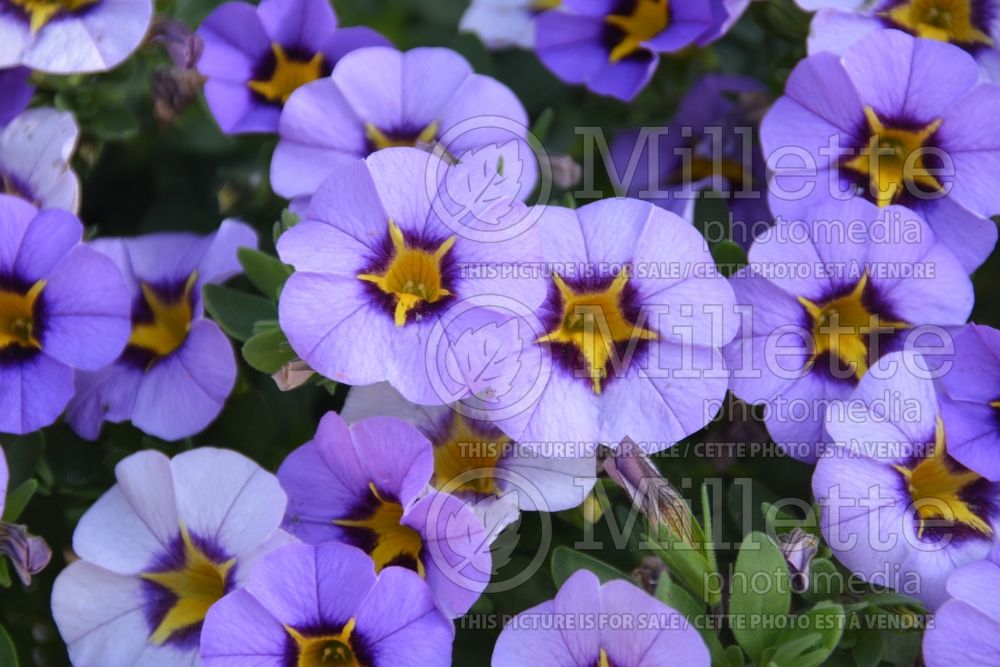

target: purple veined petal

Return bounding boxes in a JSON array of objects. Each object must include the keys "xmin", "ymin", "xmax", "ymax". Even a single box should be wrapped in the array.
[
  {"xmin": 459, "ymin": 1, "xmax": 536, "ymax": 50},
  {"xmin": 0, "ymin": 67, "xmax": 33, "ymax": 128},
  {"xmin": 330, "ymin": 46, "xmax": 404, "ymax": 132},
  {"xmin": 278, "ymin": 441, "xmax": 362, "ymax": 545},
  {"xmin": 874, "ymin": 243, "xmax": 973, "ymax": 326},
  {"xmin": 0, "ymin": 108, "xmax": 81, "ymax": 213},
  {"xmin": 923, "ymin": 598, "xmax": 1000, "ymax": 667},
  {"xmin": 400, "ymin": 48, "xmax": 475, "ymax": 129},
  {"xmin": 256, "ymin": 0, "xmax": 338, "ymax": 55},
  {"xmin": 935, "ymin": 83, "xmax": 1000, "ymax": 217},
  {"xmin": 65, "ymin": 360, "xmax": 145, "ymax": 440},
  {"xmin": 535, "ymin": 11, "xmax": 610, "ymax": 86},
  {"xmin": 196, "ymin": 218, "xmax": 258, "ymax": 285},
  {"xmin": 0, "ymin": 194, "xmax": 36, "ymax": 267},
  {"xmin": 196, "ymin": 1, "xmax": 271, "ymax": 81},
  {"xmin": 130, "ymin": 319, "xmax": 238, "ymax": 441},
  {"xmin": 552, "ymin": 569, "xmax": 603, "ymax": 662},
  {"xmin": 945, "ymin": 558, "xmax": 1000, "ymax": 620},
  {"xmin": 0, "ymin": 353, "xmax": 74, "ymax": 435},
  {"xmin": 11, "ymin": 207, "xmax": 81, "ymax": 281},
  {"xmin": 340, "ymin": 381, "xmax": 444, "ymax": 431},
  {"xmin": 765, "ymin": 367, "xmax": 854, "ymax": 462},
  {"xmin": 200, "ymin": 588, "xmax": 289, "ymax": 667},
  {"xmin": 491, "ymin": 599, "xmax": 566, "ymax": 666},
  {"xmin": 912, "ymin": 195, "xmax": 998, "ymax": 272},
  {"xmin": 0, "ymin": 19, "xmax": 29, "ymax": 69},
  {"xmin": 204, "ymin": 79, "xmax": 282, "ymax": 134},
  {"xmin": 807, "ymin": 10, "xmax": 882, "ymax": 56},
  {"xmin": 320, "ymin": 25, "xmax": 392, "ymax": 64},
  {"xmin": 349, "ymin": 416, "xmax": 435, "ymax": 508},
  {"xmin": 940, "ymin": 397, "xmax": 1000, "ymax": 481}
]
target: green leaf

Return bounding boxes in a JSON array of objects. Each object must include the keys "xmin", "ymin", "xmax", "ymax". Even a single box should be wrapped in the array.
[
  {"xmin": 242, "ymin": 327, "xmax": 297, "ymax": 374},
  {"xmin": 646, "ymin": 526, "xmax": 716, "ymax": 606},
  {"xmin": 711, "ymin": 240, "xmax": 748, "ymax": 277},
  {"xmin": 768, "ymin": 602, "xmax": 845, "ymax": 667},
  {"xmin": 729, "ymin": 531, "xmax": 791, "ymax": 664},
  {"xmin": 86, "ymin": 107, "xmax": 139, "ymax": 141},
  {"xmin": 0, "ymin": 623, "xmax": 17, "ymax": 666},
  {"xmin": 655, "ymin": 576, "xmax": 729, "ymax": 667},
  {"xmin": 802, "ymin": 557, "xmax": 843, "ymax": 602},
  {"xmin": 2, "ymin": 479, "xmax": 38, "ymax": 522},
  {"xmin": 531, "ymin": 108, "xmax": 555, "ymax": 144},
  {"xmin": 237, "ymin": 248, "xmax": 292, "ymax": 300},
  {"xmin": 724, "ymin": 645, "xmax": 745, "ymax": 667},
  {"xmin": 273, "ymin": 209, "xmax": 301, "ymax": 245},
  {"xmin": 0, "ymin": 560, "xmax": 10, "ymax": 588},
  {"xmin": 852, "ymin": 630, "xmax": 882, "ymax": 667},
  {"xmin": 550, "ymin": 546, "xmax": 628, "ymax": 587},
  {"xmin": 202, "ymin": 284, "xmax": 278, "ymax": 342}
]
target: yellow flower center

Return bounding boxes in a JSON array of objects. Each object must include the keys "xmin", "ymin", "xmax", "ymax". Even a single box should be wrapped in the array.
[
  {"xmin": 358, "ymin": 219, "xmax": 455, "ymax": 327},
  {"xmin": 432, "ymin": 415, "xmax": 511, "ymax": 497},
  {"xmin": 333, "ymin": 483, "xmax": 426, "ymax": 577},
  {"xmin": 605, "ymin": 0, "xmax": 670, "ymax": 63},
  {"xmin": 0, "ymin": 280, "xmax": 45, "ymax": 352},
  {"xmin": 668, "ymin": 155, "xmax": 749, "ymax": 189},
  {"xmin": 287, "ymin": 619, "xmax": 364, "ymax": 667},
  {"xmin": 843, "ymin": 107, "xmax": 944, "ymax": 208},
  {"xmin": 883, "ymin": 0, "xmax": 993, "ymax": 45},
  {"xmin": 894, "ymin": 417, "xmax": 993, "ymax": 538},
  {"xmin": 599, "ymin": 648, "xmax": 612, "ymax": 667},
  {"xmin": 532, "ymin": 0, "xmax": 562, "ymax": 8},
  {"xmin": 141, "ymin": 525, "xmax": 235, "ymax": 646},
  {"xmin": 248, "ymin": 43, "xmax": 325, "ymax": 104},
  {"xmin": 798, "ymin": 274, "xmax": 908, "ymax": 381},
  {"xmin": 538, "ymin": 270, "xmax": 658, "ymax": 394},
  {"xmin": 364, "ymin": 121, "xmax": 440, "ymax": 151},
  {"xmin": 129, "ymin": 272, "xmax": 197, "ymax": 359},
  {"xmin": 9, "ymin": 0, "xmax": 98, "ymax": 32}
]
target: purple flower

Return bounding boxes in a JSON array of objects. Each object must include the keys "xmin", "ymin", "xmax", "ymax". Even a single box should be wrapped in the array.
[
  {"xmin": 923, "ymin": 544, "xmax": 1000, "ymax": 666},
  {"xmin": 277, "ymin": 411, "xmax": 492, "ymax": 619},
  {"xmin": 814, "ymin": 351, "xmax": 1000, "ymax": 609},
  {"xmin": 0, "ymin": 108, "xmax": 81, "ymax": 212},
  {"xmin": 761, "ymin": 29, "xmax": 1000, "ymax": 272},
  {"xmin": 809, "ymin": 0, "xmax": 1000, "ymax": 81},
  {"xmin": 65, "ymin": 220, "xmax": 257, "ymax": 441},
  {"xmin": 610, "ymin": 74, "xmax": 771, "ymax": 248},
  {"xmin": 271, "ymin": 45, "xmax": 537, "ymax": 206},
  {"xmin": 0, "ymin": 446, "xmax": 50, "ymax": 585},
  {"xmin": 342, "ymin": 382, "xmax": 597, "ymax": 536},
  {"xmin": 0, "ymin": 195, "xmax": 130, "ymax": 434},
  {"xmin": 276, "ymin": 147, "xmax": 546, "ymax": 406},
  {"xmin": 201, "ymin": 542, "xmax": 454, "ymax": 667},
  {"xmin": 534, "ymin": 0, "xmax": 717, "ymax": 101},
  {"xmin": 51, "ymin": 448, "xmax": 293, "ymax": 666},
  {"xmin": 492, "ymin": 569, "xmax": 710, "ymax": 666},
  {"xmin": 0, "ymin": 67, "xmax": 32, "ymax": 127},
  {"xmin": 0, "ymin": 0, "xmax": 153, "ymax": 74},
  {"xmin": 460, "ymin": 0, "xmax": 552, "ymax": 50},
  {"xmin": 936, "ymin": 324, "xmax": 1000, "ymax": 481},
  {"xmin": 196, "ymin": 0, "xmax": 388, "ymax": 135},
  {"xmin": 724, "ymin": 198, "xmax": 973, "ymax": 462}
]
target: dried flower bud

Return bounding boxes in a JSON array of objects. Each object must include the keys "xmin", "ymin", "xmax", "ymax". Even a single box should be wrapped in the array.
[{"xmin": 151, "ymin": 17, "xmax": 204, "ymax": 69}]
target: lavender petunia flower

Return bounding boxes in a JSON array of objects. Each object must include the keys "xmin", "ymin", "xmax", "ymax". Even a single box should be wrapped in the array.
[
  {"xmin": 808, "ymin": 0, "xmax": 1000, "ymax": 81},
  {"xmin": 492, "ymin": 569, "xmax": 710, "ymax": 666},
  {"xmin": 0, "ymin": 0, "xmax": 153, "ymax": 74},
  {"xmin": 923, "ymin": 544, "xmax": 1000, "ymax": 666},
  {"xmin": 0, "ymin": 108, "xmax": 81, "ymax": 212},
  {"xmin": 0, "ymin": 446, "xmax": 51, "ymax": 585},
  {"xmin": 276, "ymin": 147, "xmax": 546, "ymax": 406},
  {"xmin": 935, "ymin": 323, "xmax": 1000, "ymax": 481},
  {"xmin": 761, "ymin": 29, "xmax": 1000, "ymax": 272},
  {"xmin": 533, "ymin": 0, "xmax": 717, "ymax": 101},
  {"xmin": 0, "ymin": 195, "xmax": 130, "ymax": 435},
  {"xmin": 724, "ymin": 198, "xmax": 973, "ymax": 462},
  {"xmin": 278, "ymin": 412, "xmax": 492, "ymax": 619},
  {"xmin": 51, "ymin": 448, "xmax": 293, "ymax": 667},
  {"xmin": 271, "ymin": 45, "xmax": 537, "ymax": 206},
  {"xmin": 201, "ymin": 542, "xmax": 454, "ymax": 667},
  {"xmin": 64, "ymin": 220, "xmax": 257, "ymax": 441},
  {"xmin": 460, "ymin": 0, "xmax": 559, "ymax": 50},
  {"xmin": 196, "ymin": 0, "xmax": 388, "ymax": 135},
  {"xmin": 342, "ymin": 382, "xmax": 597, "ymax": 537},
  {"xmin": 815, "ymin": 351, "xmax": 1000, "ymax": 610},
  {"xmin": 0, "ymin": 66, "xmax": 32, "ymax": 127},
  {"xmin": 610, "ymin": 74, "xmax": 771, "ymax": 248}
]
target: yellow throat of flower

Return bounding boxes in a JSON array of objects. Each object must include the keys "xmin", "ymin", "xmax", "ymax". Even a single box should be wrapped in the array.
[
  {"xmin": 883, "ymin": 0, "xmax": 993, "ymax": 45},
  {"xmin": 129, "ymin": 272, "xmax": 198, "ymax": 359},
  {"xmin": 287, "ymin": 618, "xmax": 364, "ymax": 667},
  {"xmin": 843, "ymin": 106, "xmax": 943, "ymax": 208},
  {"xmin": 894, "ymin": 417, "xmax": 993, "ymax": 538},
  {"xmin": 432, "ymin": 415, "xmax": 511, "ymax": 497},
  {"xmin": 797, "ymin": 274, "xmax": 907, "ymax": 381},
  {"xmin": 605, "ymin": 0, "xmax": 670, "ymax": 63},
  {"xmin": 538, "ymin": 269, "xmax": 657, "ymax": 394},
  {"xmin": 333, "ymin": 482, "xmax": 426, "ymax": 577},
  {"xmin": 248, "ymin": 43, "xmax": 325, "ymax": 104},
  {"xmin": 141, "ymin": 525, "xmax": 235, "ymax": 646},
  {"xmin": 599, "ymin": 648, "xmax": 612, "ymax": 667},
  {"xmin": 364, "ymin": 121, "xmax": 440, "ymax": 151},
  {"xmin": 358, "ymin": 219, "xmax": 455, "ymax": 327},
  {"xmin": 10, "ymin": 0, "xmax": 98, "ymax": 32},
  {"xmin": 0, "ymin": 280, "xmax": 45, "ymax": 352}
]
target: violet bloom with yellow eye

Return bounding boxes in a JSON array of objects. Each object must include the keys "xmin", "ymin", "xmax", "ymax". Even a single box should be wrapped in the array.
[
  {"xmin": 65, "ymin": 220, "xmax": 256, "ymax": 441},
  {"xmin": 51, "ymin": 448, "xmax": 293, "ymax": 667},
  {"xmin": 277, "ymin": 412, "xmax": 492, "ymax": 619},
  {"xmin": 0, "ymin": 195, "xmax": 130, "ymax": 435},
  {"xmin": 196, "ymin": 0, "xmax": 388, "ymax": 134}
]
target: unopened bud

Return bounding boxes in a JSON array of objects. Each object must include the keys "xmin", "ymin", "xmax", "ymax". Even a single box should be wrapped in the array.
[
  {"xmin": 778, "ymin": 527, "xmax": 818, "ymax": 593},
  {"xmin": 272, "ymin": 359, "xmax": 314, "ymax": 391},
  {"xmin": 0, "ymin": 522, "xmax": 51, "ymax": 585}
]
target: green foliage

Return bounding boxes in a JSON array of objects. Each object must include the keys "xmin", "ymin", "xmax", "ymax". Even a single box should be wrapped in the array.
[{"xmin": 549, "ymin": 545, "xmax": 629, "ymax": 587}]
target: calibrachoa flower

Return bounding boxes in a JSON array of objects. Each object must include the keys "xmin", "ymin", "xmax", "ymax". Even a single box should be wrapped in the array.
[
  {"xmin": 0, "ymin": 0, "xmax": 153, "ymax": 73},
  {"xmin": 0, "ymin": 446, "xmax": 50, "ymax": 585},
  {"xmin": 342, "ymin": 382, "xmax": 597, "ymax": 534},
  {"xmin": 460, "ymin": 0, "xmax": 558, "ymax": 50},
  {"xmin": 197, "ymin": 0, "xmax": 388, "ymax": 134},
  {"xmin": 51, "ymin": 448, "xmax": 292, "ymax": 667},
  {"xmin": 277, "ymin": 412, "xmax": 492, "ymax": 618},
  {"xmin": 277, "ymin": 147, "xmax": 545, "ymax": 405},
  {"xmin": 534, "ymin": 0, "xmax": 718, "ymax": 101},
  {"xmin": 271, "ymin": 45, "xmax": 537, "ymax": 205},
  {"xmin": 65, "ymin": 220, "xmax": 257, "ymax": 441},
  {"xmin": 610, "ymin": 74, "xmax": 771, "ymax": 247},
  {"xmin": 724, "ymin": 198, "xmax": 973, "ymax": 462},
  {"xmin": 487, "ymin": 198, "xmax": 737, "ymax": 452},
  {"xmin": 761, "ymin": 29, "xmax": 1000, "ymax": 272},
  {"xmin": 201, "ymin": 542, "xmax": 454, "ymax": 667},
  {"xmin": 923, "ymin": 544, "xmax": 1000, "ymax": 666},
  {"xmin": 0, "ymin": 108, "xmax": 81, "ymax": 212},
  {"xmin": 0, "ymin": 195, "xmax": 130, "ymax": 434},
  {"xmin": 809, "ymin": 0, "xmax": 1000, "ymax": 80},
  {"xmin": 815, "ymin": 352, "xmax": 1000, "ymax": 609},
  {"xmin": 935, "ymin": 323, "xmax": 1000, "ymax": 481},
  {"xmin": 492, "ymin": 569, "xmax": 710, "ymax": 666},
  {"xmin": 0, "ymin": 66, "xmax": 32, "ymax": 126}
]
